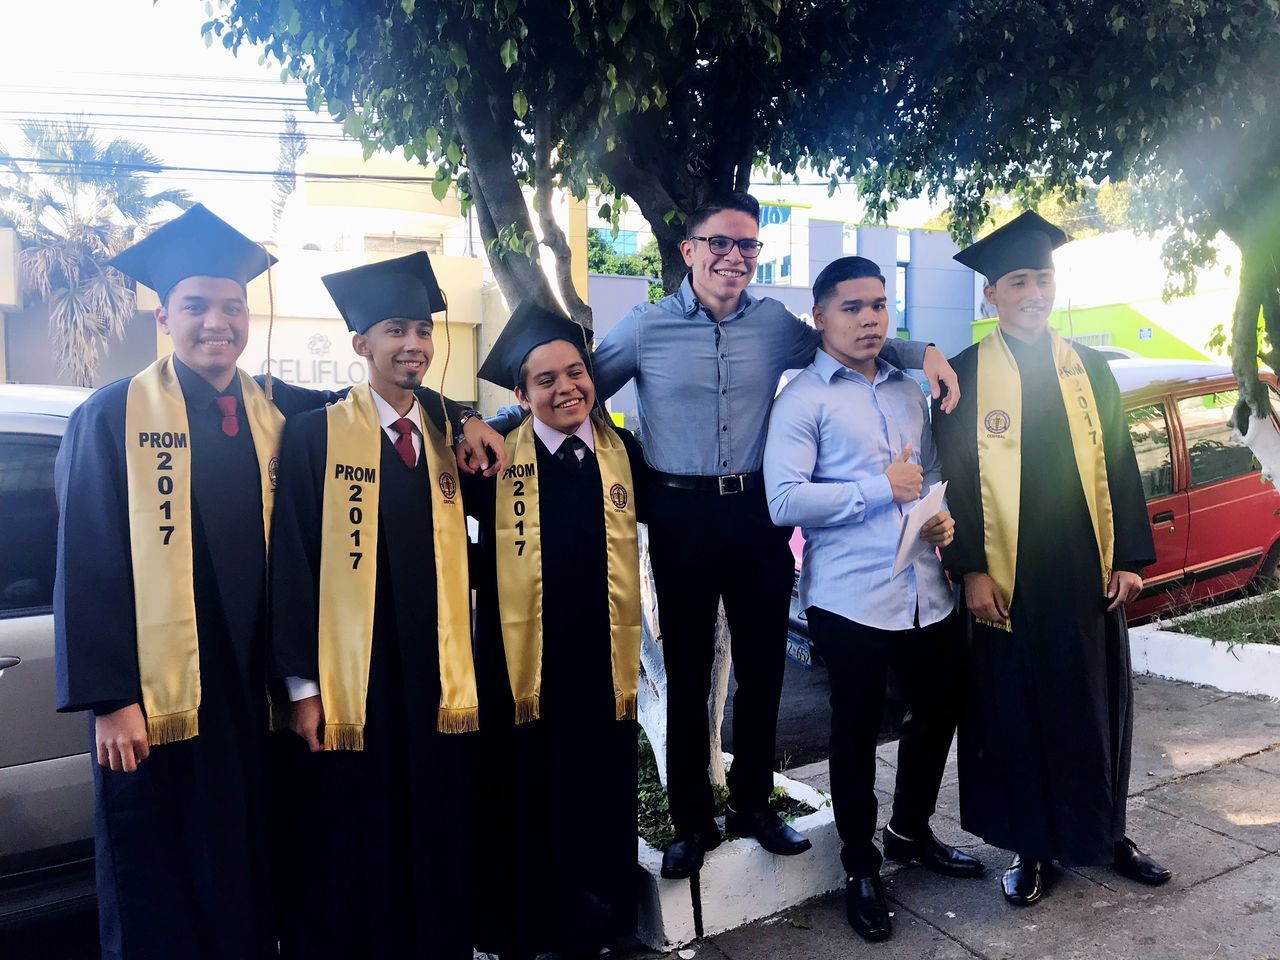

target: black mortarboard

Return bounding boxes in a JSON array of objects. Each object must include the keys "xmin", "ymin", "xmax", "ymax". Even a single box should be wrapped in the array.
[
  {"xmin": 477, "ymin": 299, "xmax": 593, "ymax": 391},
  {"xmin": 952, "ymin": 211, "xmax": 1070, "ymax": 283},
  {"xmin": 108, "ymin": 203, "xmax": 276, "ymax": 303},
  {"xmin": 321, "ymin": 251, "xmax": 447, "ymax": 334}
]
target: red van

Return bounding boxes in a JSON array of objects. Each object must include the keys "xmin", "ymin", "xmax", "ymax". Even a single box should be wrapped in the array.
[{"xmin": 786, "ymin": 359, "xmax": 1280, "ymax": 661}]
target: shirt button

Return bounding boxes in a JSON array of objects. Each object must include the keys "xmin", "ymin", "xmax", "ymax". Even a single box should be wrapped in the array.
[
  {"xmin": 720, "ymin": 353, "xmax": 726, "ymax": 359},
  {"xmin": 722, "ymin": 425, "xmax": 728, "ymax": 432},
  {"xmin": 722, "ymin": 460, "xmax": 728, "ymax": 467},
  {"xmin": 721, "ymin": 389, "xmax": 728, "ymax": 396}
]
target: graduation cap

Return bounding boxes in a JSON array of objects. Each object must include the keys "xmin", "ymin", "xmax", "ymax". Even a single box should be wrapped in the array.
[
  {"xmin": 477, "ymin": 299, "xmax": 593, "ymax": 392},
  {"xmin": 952, "ymin": 211, "xmax": 1070, "ymax": 284},
  {"xmin": 320, "ymin": 251, "xmax": 446, "ymax": 334},
  {"xmin": 108, "ymin": 203, "xmax": 276, "ymax": 303}
]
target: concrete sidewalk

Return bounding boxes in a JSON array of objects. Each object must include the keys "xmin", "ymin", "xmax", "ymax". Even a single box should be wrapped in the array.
[{"xmin": 650, "ymin": 676, "xmax": 1280, "ymax": 960}]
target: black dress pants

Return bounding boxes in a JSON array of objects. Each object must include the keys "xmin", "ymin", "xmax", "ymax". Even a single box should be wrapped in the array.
[
  {"xmin": 647, "ymin": 484, "xmax": 796, "ymax": 838},
  {"xmin": 806, "ymin": 607, "xmax": 963, "ymax": 878}
]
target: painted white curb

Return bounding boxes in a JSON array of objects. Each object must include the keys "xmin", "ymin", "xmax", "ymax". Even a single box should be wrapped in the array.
[
  {"xmin": 1130, "ymin": 625, "xmax": 1280, "ymax": 699},
  {"xmin": 635, "ymin": 764, "xmax": 841, "ymax": 950}
]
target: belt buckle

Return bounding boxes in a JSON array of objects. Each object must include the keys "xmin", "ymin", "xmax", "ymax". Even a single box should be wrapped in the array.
[{"xmin": 717, "ymin": 474, "xmax": 744, "ymax": 495}]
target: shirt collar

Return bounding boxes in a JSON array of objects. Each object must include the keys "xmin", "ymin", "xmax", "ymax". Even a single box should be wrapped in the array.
[
  {"xmin": 812, "ymin": 347, "xmax": 903, "ymax": 386},
  {"xmin": 369, "ymin": 386, "xmax": 421, "ymax": 433},
  {"xmin": 532, "ymin": 414, "xmax": 595, "ymax": 455},
  {"xmin": 171, "ymin": 354, "xmax": 243, "ymax": 406},
  {"xmin": 675, "ymin": 273, "xmax": 753, "ymax": 322}
]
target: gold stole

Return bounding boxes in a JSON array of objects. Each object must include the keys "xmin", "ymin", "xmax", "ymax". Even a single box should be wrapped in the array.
[
  {"xmin": 317, "ymin": 382, "xmax": 477, "ymax": 750},
  {"xmin": 494, "ymin": 413, "xmax": 642, "ymax": 724},
  {"xmin": 976, "ymin": 328, "xmax": 1115, "ymax": 631},
  {"xmin": 123, "ymin": 356, "xmax": 283, "ymax": 745}
]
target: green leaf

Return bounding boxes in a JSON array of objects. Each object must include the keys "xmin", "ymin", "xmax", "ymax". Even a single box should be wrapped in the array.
[
  {"xmin": 445, "ymin": 76, "xmax": 459, "ymax": 95},
  {"xmin": 431, "ymin": 175, "xmax": 450, "ymax": 201},
  {"xmin": 401, "ymin": 0, "xmax": 416, "ymax": 14},
  {"xmin": 449, "ymin": 44, "xmax": 468, "ymax": 70},
  {"xmin": 447, "ymin": 141, "xmax": 462, "ymax": 164},
  {"xmin": 513, "ymin": 90, "xmax": 528, "ymax": 119},
  {"xmin": 614, "ymin": 86, "xmax": 634, "ymax": 113},
  {"xmin": 342, "ymin": 113, "xmax": 363, "ymax": 139},
  {"xmin": 500, "ymin": 38, "xmax": 518, "ymax": 70}
]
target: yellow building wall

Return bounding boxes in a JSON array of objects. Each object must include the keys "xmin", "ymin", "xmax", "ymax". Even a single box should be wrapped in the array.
[{"xmin": 299, "ymin": 154, "xmax": 460, "ymax": 218}]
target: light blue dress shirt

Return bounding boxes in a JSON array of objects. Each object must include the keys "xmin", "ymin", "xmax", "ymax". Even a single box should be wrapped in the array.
[
  {"xmin": 763, "ymin": 349, "xmax": 956, "ymax": 631},
  {"xmin": 493, "ymin": 276, "xmax": 929, "ymax": 475}
]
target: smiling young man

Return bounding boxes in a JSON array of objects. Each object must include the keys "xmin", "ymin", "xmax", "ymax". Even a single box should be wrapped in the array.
[
  {"xmin": 764, "ymin": 257, "xmax": 981, "ymax": 942},
  {"xmin": 490, "ymin": 191, "xmax": 961, "ymax": 878},
  {"xmin": 466, "ymin": 301, "xmax": 647, "ymax": 960},
  {"xmin": 267, "ymin": 251, "xmax": 479, "ymax": 959},
  {"xmin": 933, "ymin": 212, "xmax": 1169, "ymax": 905},
  {"xmin": 51, "ymin": 204, "xmax": 356, "ymax": 960}
]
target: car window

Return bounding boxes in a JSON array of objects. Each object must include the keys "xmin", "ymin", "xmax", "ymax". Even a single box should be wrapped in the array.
[
  {"xmin": 1176, "ymin": 390, "xmax": 1258, "ymax": 487},
  {"xmin": 1126, "ymin": 403, "xmax": 1174, "ymax": 499},
  {"xmin": 0, "ymin": 434, "xmax": 60, "ymax": 615}
]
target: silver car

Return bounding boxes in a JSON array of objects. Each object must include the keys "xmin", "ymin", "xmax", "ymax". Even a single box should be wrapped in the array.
[{"xmin": 0, "ymin": 383, "xmax": 95, "ymax": 926}]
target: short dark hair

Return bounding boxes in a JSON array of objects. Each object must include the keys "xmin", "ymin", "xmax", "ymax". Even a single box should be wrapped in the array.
[
  {"xmin": 812, "ymin": 256, "xmax": 886, "ymax": 307},
  {"xmin": 686, "ymin": 192, "xmax": 761, "ymax": 239},
  {"xmin": 515, "ymin": 340, "xmax": 593, "ymax": 394}
]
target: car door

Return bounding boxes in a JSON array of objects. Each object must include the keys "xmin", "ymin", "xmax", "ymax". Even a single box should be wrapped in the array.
[
  {"xmin": 1174, "ymin": 385, "xmax": 1280, "ymax": 603},
  {"xmin": 1124, "ymin": 399, "xmax": 1190, "ymax": 620},
  {"xmin": 0, "ymin": 424, "xmax": 95, "ymax": 873}
]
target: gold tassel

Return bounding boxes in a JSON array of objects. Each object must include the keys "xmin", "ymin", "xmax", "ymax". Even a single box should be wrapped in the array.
[
  {"xmin": 437, "ymin": 706, "xmax": 480, "ymax": 734},
  {"xmin": 146, "ymin": 709, "xmax": 199, "ymax": 746},
  {"xmin": 512, "ymin": 696, "xmax": 540, "ymax": 725},
  {"xmin": 615, "ymin": 693, "xmax": 637, "ymax": 721},
  {"xmin": 324, "ymin": 723, "xmax": 365, "ymax": 752}
]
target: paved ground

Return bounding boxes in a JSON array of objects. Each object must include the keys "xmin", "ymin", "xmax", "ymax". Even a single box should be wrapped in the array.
[{"xmin": 649, "ymin": 676, "xmax": 1280, "ymax": 960}]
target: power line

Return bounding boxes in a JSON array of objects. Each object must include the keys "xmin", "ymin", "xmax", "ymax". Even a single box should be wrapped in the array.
[{"xmin": 0, "ymin": 154, "xmax": 440, "ymax": 184}]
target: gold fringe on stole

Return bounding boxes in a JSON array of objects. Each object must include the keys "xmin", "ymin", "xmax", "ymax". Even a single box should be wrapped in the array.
[
  {"xmin": 324, "ymin": 723, "xmax": 365, "ymax": 752},
  {"xmin": 495, "ymin": 413, "xmax": 642, "ymax": 725},
  {"xmin": 975, "ymin": 328, "xmax": 1114, "ymax": 632},
  {"xmin": 146, "ymin": 709, "xmax": 200, "ymax": 746},
  {"xmin": 124, "ymin": 358, "xmax": 283, "ymax": 745},
  {"xmin": 318, "ymin": 383, "xmax": 478, "ymax": 749}
]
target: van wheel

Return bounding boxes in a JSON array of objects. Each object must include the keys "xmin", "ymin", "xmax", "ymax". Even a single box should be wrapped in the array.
[{"xmin": 1250, "ymin": 543, "xmax": 1280, "ymax": 593}]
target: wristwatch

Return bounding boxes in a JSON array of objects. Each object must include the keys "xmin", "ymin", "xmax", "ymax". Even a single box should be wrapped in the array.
[{"xmin": 456, "ymin": 407, "xmax": 483, "ymax": 442}]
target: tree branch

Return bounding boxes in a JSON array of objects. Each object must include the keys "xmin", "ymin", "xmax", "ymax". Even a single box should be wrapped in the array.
[{"xmin": 533, "ymin": 108, "xmax": 592, "ymax": 328}]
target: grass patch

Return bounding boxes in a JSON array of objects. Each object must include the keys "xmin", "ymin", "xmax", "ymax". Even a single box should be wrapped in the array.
[
  {"xmin": 1168, "ymin": 591, "xmax": 1280, "ymax": 649},
  {"xmin": 637, "ymin": 730, "xmax": 817, "ymax": 849}
]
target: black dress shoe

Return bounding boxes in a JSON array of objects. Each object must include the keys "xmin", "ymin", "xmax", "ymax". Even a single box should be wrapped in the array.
[
  {"xmin": 882, "ymin": 825, "xmax": 985, "ymax": 878},
  {"xmin": 845, "ymin": 875, "xmax": 892, "ymax": 942},
  {"xmin": 660, "ymin": 826, "xmax": 723, "ymax": 879},
  {"xmin": 1001, "ymin": 854, "xmax": 1044, "ymax": 905},
  {"xmin": 1112, "ymin": 837, "xmax": 1172, "ymax": 885},
  {"xmin": 724, "ymin": 806, "xmax": 813, "ymax": 856}
]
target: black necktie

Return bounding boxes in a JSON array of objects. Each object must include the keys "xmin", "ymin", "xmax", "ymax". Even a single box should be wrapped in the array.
[{"xmin": 558, "ymin": 435, "xmax": 585, "ymax": 467}]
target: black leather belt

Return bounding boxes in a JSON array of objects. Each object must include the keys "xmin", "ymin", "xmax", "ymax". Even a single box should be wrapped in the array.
[{"xmin": 653, "ymin": 470, "xmax": 762, "ymax": 495}]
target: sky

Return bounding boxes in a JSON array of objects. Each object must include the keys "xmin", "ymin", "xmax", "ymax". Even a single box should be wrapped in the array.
[
  {"xmin": 0, "ymin": 0, "xmax": 359, "ymax": 239},
  {"xmin": 0, "ymin": 0, "xmax": 939, "ymax": 243}
]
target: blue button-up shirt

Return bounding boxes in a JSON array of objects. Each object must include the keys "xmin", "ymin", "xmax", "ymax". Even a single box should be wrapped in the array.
[
  {"xmin": 586, "ymin": 276, "xmax": 928, "ymax": 475},
  {"xmin": 763, "ymin": 349, "xmax": 956, "ymax": 631}
]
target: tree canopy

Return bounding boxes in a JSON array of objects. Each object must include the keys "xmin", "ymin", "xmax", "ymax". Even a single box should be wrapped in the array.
[{"xmin": 209, "ymin": 0, "xmax": 1280, "ymax": 421}]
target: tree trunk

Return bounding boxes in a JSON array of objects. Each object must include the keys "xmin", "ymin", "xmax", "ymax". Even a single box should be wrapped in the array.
[
  {"xmin": 532, "ymin": 109, "xmax": 592, "ymax": 328},
  {"xmin": 450, "ymin": 92, "xmax": 557, "ymax": 313},
  {"xmin": 1228, "ymin": 244, "xmax": 1274, "ymax": 428}
]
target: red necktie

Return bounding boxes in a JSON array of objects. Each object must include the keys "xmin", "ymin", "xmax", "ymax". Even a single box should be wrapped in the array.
[
  {"xmin": 391, "ymin": 417, "xmax": 417, "ymax": 468},
  {"xmin": 214, "ymin": 396, "xmax": 239, "ymax": 438}
]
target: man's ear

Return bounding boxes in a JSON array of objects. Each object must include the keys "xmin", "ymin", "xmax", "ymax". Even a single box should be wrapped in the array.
[
  {"xmin": 811, "ymin": 304, "xmax": 825, "ymax": 331},
  {"xmin": 155, "ymin": 305, "xmax": 171, "ymax": 336},
  {"xmin": 514, "ymin": 386, "xmax": 532, "ymax": 412},
  {"xmin": 352, "ymin": 333, "xmax": 371, "ymax": 358},
  {"xmin": 983, "ymin": 283, "xmax": 997, "ymax": 307},
  {"xmin": 679, "ymin": 238, "xmax": 696, "ymax": 267}
]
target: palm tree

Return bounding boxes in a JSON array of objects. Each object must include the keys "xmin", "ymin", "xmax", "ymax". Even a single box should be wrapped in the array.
[{"xmin": 0, "ymin": 120, "xmax": 190, "ymax": 385}]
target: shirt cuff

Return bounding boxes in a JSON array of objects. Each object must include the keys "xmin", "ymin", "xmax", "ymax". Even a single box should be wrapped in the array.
[
  {"xmin": 860, "ymin": 473, "xmax": 895, "ymax": 511},
  {"xmin": 285, "ymin": 677, "xmax": 320, "ymax": 702}
]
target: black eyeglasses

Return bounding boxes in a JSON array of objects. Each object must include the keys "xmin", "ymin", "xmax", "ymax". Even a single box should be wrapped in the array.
[{"xmin": 688, "ymin": 235, "xmax": 765, "ymax": 258}]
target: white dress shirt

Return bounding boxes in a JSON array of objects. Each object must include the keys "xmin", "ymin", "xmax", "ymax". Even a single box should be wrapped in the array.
[
  {"xmin": 532, "ymin": 414, "xmax": 594, "ymax": 460},
  {"xmin": 285, "ymin": 387, "xmax": 424, "ymax": 702}
]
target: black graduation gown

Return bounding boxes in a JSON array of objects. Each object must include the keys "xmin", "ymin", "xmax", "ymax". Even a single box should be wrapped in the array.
[
  {"xmin": 932, "ymin": 334, "xmax": 1156, "ymax": 865},
  {"xmin": 267, "ymin": 388, "xmax": 473, "ymax": 960},
  {"xmin": 467, "ymin": 423, "xmax": 648, "ymax": 956},
  {"xmin": 53, "ymin": 361, "xmax": 328, "ymax": 960}
]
